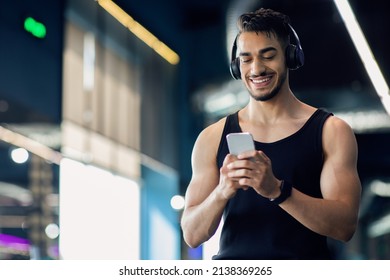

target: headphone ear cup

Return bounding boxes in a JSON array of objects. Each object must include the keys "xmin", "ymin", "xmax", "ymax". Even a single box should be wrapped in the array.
[
  {"xmin": 230, "ymin": 57, "xmax": 241, "ymax": 80},
  {"xmin": 286, "ymin": 44, "xmax": 304, "ymax": 70},
  {"xmin": 286, "ymin": 44, "xmax": 297, "ymax": 70}
]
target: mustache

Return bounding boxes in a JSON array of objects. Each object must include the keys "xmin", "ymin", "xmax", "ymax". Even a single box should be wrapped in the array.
[{"xmin": 248, "ymin": 71, "xmax": 270, "ymax": 78}]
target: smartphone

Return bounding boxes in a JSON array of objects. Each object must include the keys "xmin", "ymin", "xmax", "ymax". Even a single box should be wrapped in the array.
[{"xmin": 226, "ymin": 132, "xmax": 255, "ymax": 156}]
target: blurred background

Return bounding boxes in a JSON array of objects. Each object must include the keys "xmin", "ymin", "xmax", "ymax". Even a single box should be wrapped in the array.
[{"xmin": 0, "ymin": 0, "xmax": 389, "ymax": 260}]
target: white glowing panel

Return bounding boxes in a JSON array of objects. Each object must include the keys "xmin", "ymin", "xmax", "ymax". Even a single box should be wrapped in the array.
[
  {"xmin": 59, "ymin": 158, "xmax": 140, "ymax": 259},
  {"xmin": 150, "ymin": 208, "xmax": 178, "ymax": 260}
]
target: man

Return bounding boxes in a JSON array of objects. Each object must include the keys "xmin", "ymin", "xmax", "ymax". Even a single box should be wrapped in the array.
[{"xmin": 181, "ymin": 8, "xmax": 361, "ymax": 259}]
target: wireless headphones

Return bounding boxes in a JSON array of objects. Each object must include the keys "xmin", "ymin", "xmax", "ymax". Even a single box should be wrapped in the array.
[{"xmin": 229, "ymin": 23, "xmax": 305, "ymax": 80}]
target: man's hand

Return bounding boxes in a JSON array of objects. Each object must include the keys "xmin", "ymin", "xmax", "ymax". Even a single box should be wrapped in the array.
[
  {"xmin": 225, "ymin": 150, "xmax": 281, "ymax": 199},
  {"xmin": 217, "ymin": 154, "xmax": 250, "ymax": 200}
]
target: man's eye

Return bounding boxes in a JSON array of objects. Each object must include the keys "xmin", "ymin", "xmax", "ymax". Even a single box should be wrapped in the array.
[
  {"xmin": 263, "ymin": 55, "xmax": 275, "ymax": 60},
  {"xmin": 240, "ymin": 58, "xmax": 251, "ymax": 63}
]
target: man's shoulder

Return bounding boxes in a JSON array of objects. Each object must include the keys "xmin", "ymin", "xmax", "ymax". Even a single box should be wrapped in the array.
[
  {"xmin": 199, "ymin": 116, "xmax": 228, "ymax": 139},
  {"xmin": 193, "ymin": 116, "xmax": 229, "ymax": 153},
  {"xmin": 323, "ymin": 114, "xmax": 352, "ymax": 132},
  {"xmin": 322, "ymin": 114, "xmax": 356, "ymax": 150}
]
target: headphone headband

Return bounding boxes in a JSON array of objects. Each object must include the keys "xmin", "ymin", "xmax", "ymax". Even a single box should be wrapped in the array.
[{"xmin": 285, "ymin": 23, "xmax": 304, "ymax": 70}]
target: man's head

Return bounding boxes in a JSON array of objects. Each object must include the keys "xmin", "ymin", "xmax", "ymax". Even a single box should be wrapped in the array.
[
  {"xmin": 230, "ymin": 8, "xmax": 304, "ymax": 102},
  {"xmin": 230, "ymin": 8, "xmax": 304, "ymax": 80}
]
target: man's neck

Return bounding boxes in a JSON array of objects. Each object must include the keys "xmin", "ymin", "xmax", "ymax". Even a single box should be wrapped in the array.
[{"xmin": 244, "ymin": 88, "xmax": 299, "ymax": 125}]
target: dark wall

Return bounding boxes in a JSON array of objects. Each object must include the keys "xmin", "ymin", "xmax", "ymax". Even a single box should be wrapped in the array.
[{"xmin": 0, "ymin": 0, "xmax": 65, "ymax": 123}]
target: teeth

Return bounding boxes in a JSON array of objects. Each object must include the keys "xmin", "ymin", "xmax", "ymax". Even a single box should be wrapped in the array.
[{"xmin": 252, "ymin": 77, "xmax": 270, "ymax": 83}]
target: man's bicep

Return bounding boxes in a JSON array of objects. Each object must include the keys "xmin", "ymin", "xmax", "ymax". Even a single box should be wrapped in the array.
[
  {"xmin": 185, "ymin": 167, "xmax": 220, "ymax": 209},
  {"xmin": 185, "ymin": 131, "xmax": 220, "ymax": 208},
  {"xmin": 320, "ymin": 117, "xmax": 361, "ymax": 202}
]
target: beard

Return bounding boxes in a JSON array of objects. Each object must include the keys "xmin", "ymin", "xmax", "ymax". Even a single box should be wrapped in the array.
[{"xmin": 248, "ymin": 69, "xmax": 287, "ymax": 102}]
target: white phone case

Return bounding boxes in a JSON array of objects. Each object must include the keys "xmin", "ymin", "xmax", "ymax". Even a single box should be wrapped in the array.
[{"xmin": 226, "ymin": 132, "xmax": 255, "ymax": 155}]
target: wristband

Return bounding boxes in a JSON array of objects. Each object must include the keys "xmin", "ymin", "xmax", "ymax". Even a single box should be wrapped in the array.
[{"xmin": 269, "ymin": 180, "xmax": 292, "ymax": 204}]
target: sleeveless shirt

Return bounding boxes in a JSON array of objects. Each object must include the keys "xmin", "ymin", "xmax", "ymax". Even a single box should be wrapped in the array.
[{"xmin": 213, "ymin": 108, "xmax": 333, "ymax": 260}]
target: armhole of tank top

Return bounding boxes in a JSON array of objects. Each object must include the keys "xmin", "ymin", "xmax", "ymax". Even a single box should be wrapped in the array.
[
  {"xmin": 216, "ymin": 113, "xmax": 235, "ymax": 162},
  {"xmin": 318, "ymin": 110, "xmax": 334, "ymax": 160}
]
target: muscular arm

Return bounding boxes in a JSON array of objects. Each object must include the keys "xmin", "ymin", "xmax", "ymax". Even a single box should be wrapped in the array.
[
  {"xmin": 280, "ymin": 116, "xmax": 361, "ymax": 241},
  {"xmin": 181, "ymin": 124, "xmax": 225, "ymax": 248},
  {"xmin": 181, "ymin": 120, "xmax": 245, "ymax": 248}
]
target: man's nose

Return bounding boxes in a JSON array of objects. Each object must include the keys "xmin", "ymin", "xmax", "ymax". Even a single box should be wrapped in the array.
[{"xmin": 250, "ymin": 58, "xmax": 266, "ymax": 76}]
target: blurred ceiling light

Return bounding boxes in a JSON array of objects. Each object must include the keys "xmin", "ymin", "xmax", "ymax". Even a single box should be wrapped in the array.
[
  {"xmin": 97, "ymin": 0, "xmax": 180, "ymax": 65},
  {"xmin": 334, "ymin": 0, "xmax": 390, "ymax": 115},
  {"xmin": 367, "ymin": 213, "xmax": 390, "ymax": 238},
  {"xmin": 45, "ymin": 223, "xmax": 60, "ymax": 240},
  {"xmin": 11, "ymin": 147, "xmax": 29, "ymax": 164},
  {"xmin": 0, "ymin": 182, "xmax": 33, "ymax": 206},
  {"xmin": 370, "ymin": 180, "xmax": 390, "ymax": 197},
  {"xmin": 0, "ymin": 126, "xmax": 62, "ymax": 165},
  {"xmin": 170, "ymin": 195, "xmax": 185, "ymax": 211},
  {"xmin": 335, "ymin": 110, "xmax": 390, "ymax": 133},
  {"xmin": 205, "ymin": 92, "xmax": 237, "ymax": 113}
]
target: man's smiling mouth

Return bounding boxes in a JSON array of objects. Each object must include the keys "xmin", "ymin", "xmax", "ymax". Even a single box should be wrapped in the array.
[{"xmin": 251, "ymin": 77, "xmax": 271, "ymax": 84}]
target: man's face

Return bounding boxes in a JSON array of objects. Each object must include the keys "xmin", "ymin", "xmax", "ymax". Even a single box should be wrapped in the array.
[{"xmin": 237, "ymin": 31, "xmax": 288, "ymax": 102}]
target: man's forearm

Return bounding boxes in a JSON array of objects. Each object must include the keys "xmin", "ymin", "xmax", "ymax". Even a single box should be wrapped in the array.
[{"xmin": 181, "ymin": 188, "xmax": 227, "ymax": 248}]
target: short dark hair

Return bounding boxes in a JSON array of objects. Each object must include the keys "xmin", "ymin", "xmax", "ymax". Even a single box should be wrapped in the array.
[{"xmin": 237, "ymin": 8, "xmax": 291, "ymax": 49}]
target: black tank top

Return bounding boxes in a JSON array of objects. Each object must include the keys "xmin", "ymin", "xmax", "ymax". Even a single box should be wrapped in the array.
[{"xmin": 213, "ymin": 108, "xmax": 333, "ymax": 260}]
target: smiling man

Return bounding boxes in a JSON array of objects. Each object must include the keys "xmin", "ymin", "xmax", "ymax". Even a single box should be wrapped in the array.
[{"xmin": 181, "ymin": 8, "xmax": 361, "ymax": 260}]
